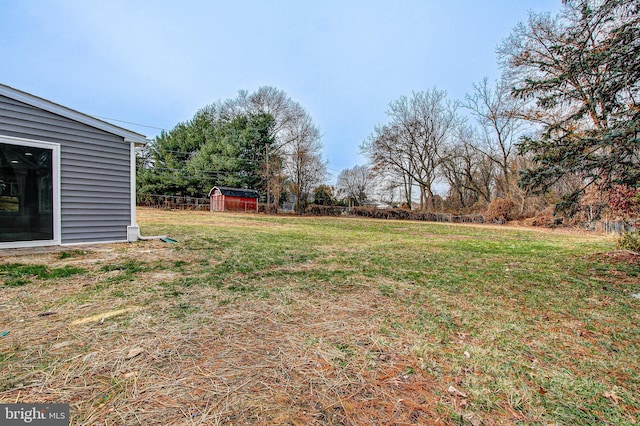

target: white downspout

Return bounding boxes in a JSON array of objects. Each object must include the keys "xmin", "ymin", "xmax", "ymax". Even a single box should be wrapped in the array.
[{"xmin": 127, "ymin": 141, "xmax": 167, "ymax": 242}]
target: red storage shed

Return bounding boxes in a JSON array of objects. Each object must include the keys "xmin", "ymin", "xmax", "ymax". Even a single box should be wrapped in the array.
[{"xmin": 208, "ymin": 186, "xmax": 259, "ymax": 212}]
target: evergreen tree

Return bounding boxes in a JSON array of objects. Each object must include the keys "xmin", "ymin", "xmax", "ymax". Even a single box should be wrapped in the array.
[
  {"xmin": 501, "ymin": 0, "xmax": 640, "ymax": 212},
  {"xmin": 187, "ymin": 112, "xmax": 275, "ymax": 194},
  {"xmin": 138, "ymin": 108, "xmax": 274, "ymax": 197}
]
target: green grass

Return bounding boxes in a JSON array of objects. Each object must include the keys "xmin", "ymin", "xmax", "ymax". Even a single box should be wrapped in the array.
[
  {"xmin": 2, "ymin": 209, "xmax": 638, "ymax": 425},
  {"xmin": 58, "ymin": 249, "xmax": 88, "ymax": 260},
  {"xmin": 0, "ymin": 263, "xmax": 86, "ymax": 286}
]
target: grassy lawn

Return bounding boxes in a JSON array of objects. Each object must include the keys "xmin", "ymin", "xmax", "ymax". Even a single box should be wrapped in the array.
[{"xmin": 1, "ymin": 207, "xmax": 639, "ymax": 425}]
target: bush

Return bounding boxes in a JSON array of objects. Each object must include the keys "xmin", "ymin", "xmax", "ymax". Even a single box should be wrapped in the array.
[
  {"xmin": 470, "ymin": 200, "xmax": 489, "ymax": 214},
  {"xmin": 617, "ymin": 230, "xmax": 640, "ymax": 252},
  {"xmin": 522, "ymin": 206, "xmax": 563, "ymax": 227},
  {"xmin": 608, "ymin": 185, "xmax": 640, "ymax": 218},
  {"xmin": 486, "ymin": 198, "xmax": 515, "ymax": 224},
  {"xmin": 305, "ymin": 205, "xmax": 345, "ymax": 216},
  {"xmin": 348, "ymin": 207, "xmax": 486, "ymax": 223}
]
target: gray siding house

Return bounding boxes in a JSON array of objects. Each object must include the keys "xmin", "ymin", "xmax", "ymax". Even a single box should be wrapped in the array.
[{"xmin": 0, "ymin": 83, "xmax": 148, "ymax": 249}]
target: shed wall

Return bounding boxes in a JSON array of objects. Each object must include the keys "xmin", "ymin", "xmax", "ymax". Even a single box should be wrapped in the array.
[
  {"xmin": 224, "ymin": 196, "xmax": 257, "ymax": 212},
  {"xmin": 0, "ymin": 94, "xmax": 131, "ymax": 244}
]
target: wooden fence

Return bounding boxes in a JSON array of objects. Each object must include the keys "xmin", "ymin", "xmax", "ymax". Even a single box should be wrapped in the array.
[{"xmin": 137, "ymin": 194, "xmax": 210, "ymax": 210}]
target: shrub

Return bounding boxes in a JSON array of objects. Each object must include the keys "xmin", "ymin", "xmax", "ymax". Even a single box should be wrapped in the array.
[
  {"xmin": 486, "ymin": 198, "xmax": 515, "ymax": 224},
  {"xmin": 522, "ymin": 206, "xmax": 561, "ymax": 227},
  {"xmin": 348, "ymin": 207, "xmax": 486, "ymax": 223},
  {"xmin": 305, "ymin": 205, "xmax": 344, "ymax": 216},
  {"xmin": 608, "ymin": 185, "xmax": 640, "ymax": 218},
  {"xmin": 470, "ymin": 200, "xmax": 489, "ymax": 214},
  {"xmin": 617, "ymin": 230, "xmax": 640, "ymax": 252}
]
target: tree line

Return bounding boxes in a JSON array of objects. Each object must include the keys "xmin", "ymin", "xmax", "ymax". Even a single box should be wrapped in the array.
[
  {"xmin": 137, "ymin": 87, "xmax": 327, "ymax": 213},
  {"xmin": 139, "ymin": 0, "xmax": 639, "ymax": 224},
  {"xmin": 351, "ymin": 0, "xmax": 639, "ymax": 224}
]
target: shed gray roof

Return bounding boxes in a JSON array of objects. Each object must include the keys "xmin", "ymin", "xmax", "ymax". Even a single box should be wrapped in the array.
[
  {"xmin": 208, "ymin": 186, "xmax": 260, "ymax": 198},
  {"xmin": 0, "ymin": 83, "xmax": 149, "ymax": 145}
]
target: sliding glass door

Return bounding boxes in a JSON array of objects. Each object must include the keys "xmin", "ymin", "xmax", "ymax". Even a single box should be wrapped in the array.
[{"xmin": 0, "ymin": 139, "xmax": 57, "ymax": 244}]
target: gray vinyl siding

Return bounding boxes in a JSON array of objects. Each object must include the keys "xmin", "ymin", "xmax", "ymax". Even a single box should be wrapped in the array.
[{"xmin": 0, "ymin": 94, "xmax": 131, "ymax": 244}]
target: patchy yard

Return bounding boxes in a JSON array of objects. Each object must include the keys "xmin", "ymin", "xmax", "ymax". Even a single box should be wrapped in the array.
[{"xmin": 1, "ymin": 208, "xmax": 639, "ymax": 425}]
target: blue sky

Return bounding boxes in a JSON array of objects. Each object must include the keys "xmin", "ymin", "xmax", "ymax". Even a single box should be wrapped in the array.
[{"xmin": 1, "ymin": 0, "xmax": 560, "ymax": 183}]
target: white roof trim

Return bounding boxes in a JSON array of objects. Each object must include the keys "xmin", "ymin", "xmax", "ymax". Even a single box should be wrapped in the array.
[{"xmin": 0, "ymin": 83, "xmax": 149, "ymax": 145}]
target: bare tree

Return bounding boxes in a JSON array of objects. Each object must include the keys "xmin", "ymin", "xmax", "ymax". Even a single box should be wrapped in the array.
[
  {"xmin": 370, "ymin": 173, "xmax": 404, "ymax": 207},
  {"xmin": 464, "ymin": 77, "xmax": 526, "ymax": 199},
  {"xmin": 336, "ymin": 165, "xmax": 372, "ymax": 206},
  {"xmin": 440, "ymin": 124, "xmax": 495, "ymax": 210},
  {"xmin": 362, "ymin": 123, "xmax": 416, "ymax": 207},
  {"xmin": 224, "ymin": 87, "xmax": 325, "ymax": 211},
  {"xmin": 361, "ymin": 88, "xmax": 460, "ymax": 209},
  {"xmin": 233, "ymin": 87, "xmax": 303, "ymax": 143},
  {"xmin": 284, "ymin": 115, "xmax": 327, "ymax": 213}
]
